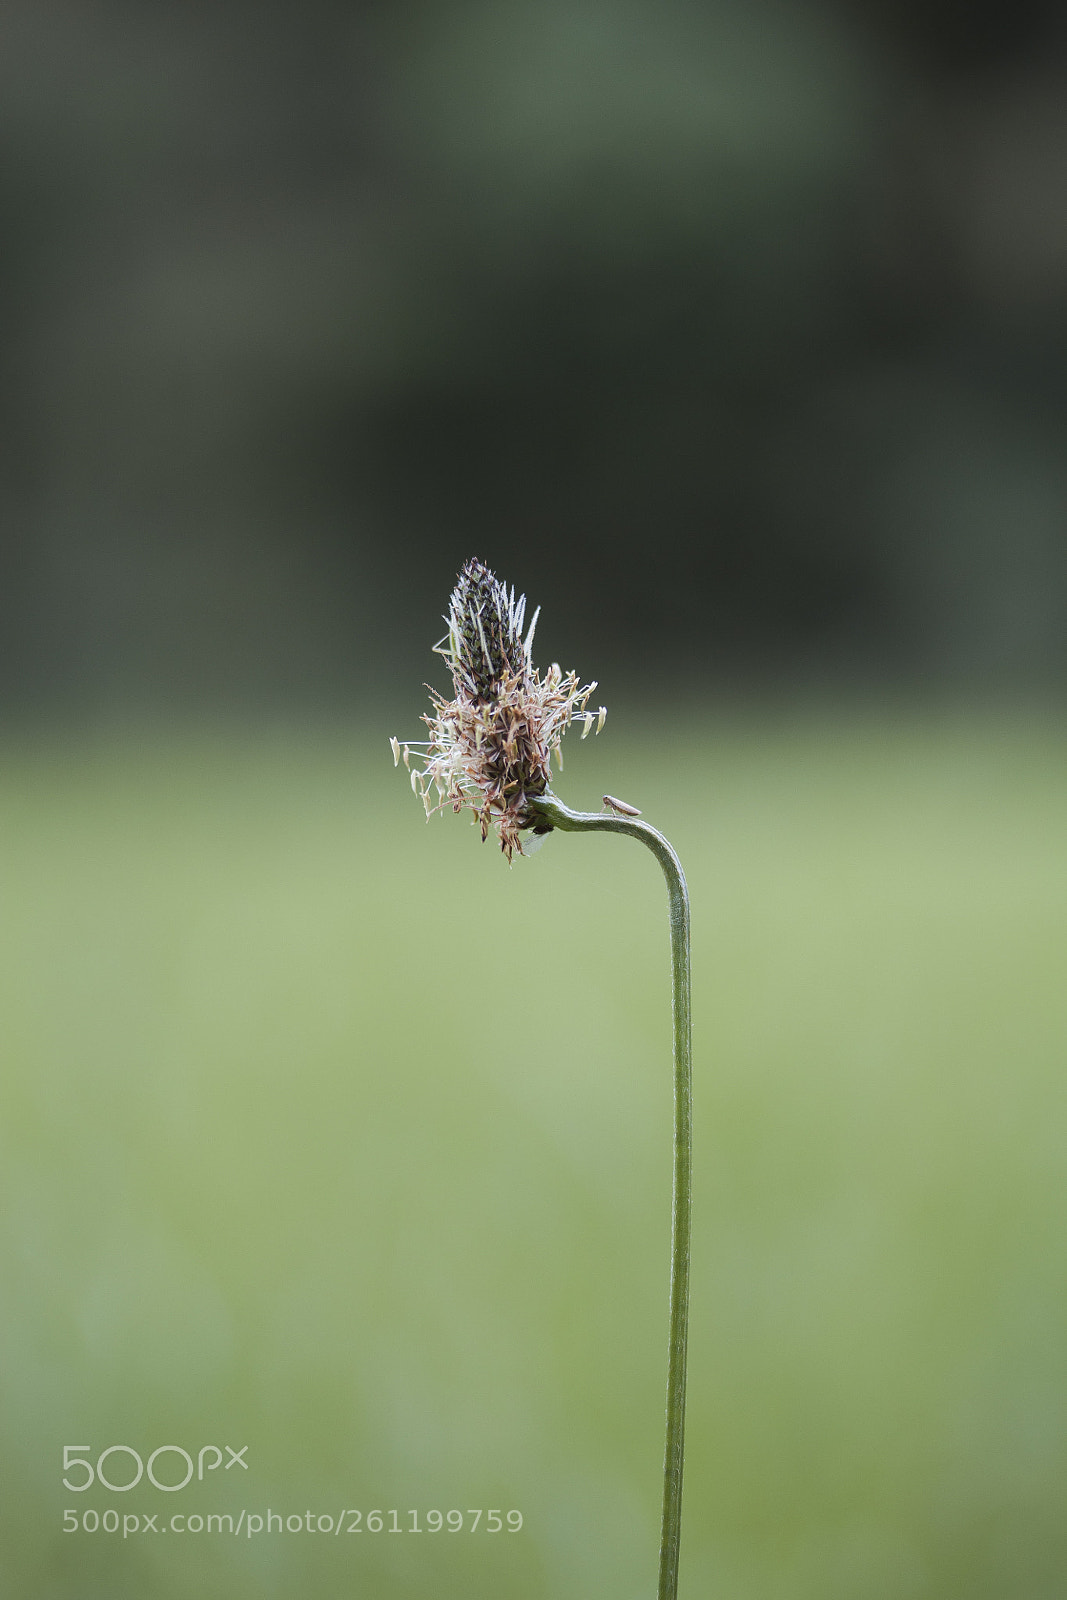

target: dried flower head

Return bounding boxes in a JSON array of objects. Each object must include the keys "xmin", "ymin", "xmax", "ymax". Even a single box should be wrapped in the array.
[{"xmin": 390, "ymin": 558, "xmax": 606, "ymax": 860}]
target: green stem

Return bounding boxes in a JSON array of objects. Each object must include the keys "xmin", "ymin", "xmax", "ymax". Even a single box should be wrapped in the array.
[{"xmin": 527, "ymin": 793, "xmax": 691, "ymax": 1600}]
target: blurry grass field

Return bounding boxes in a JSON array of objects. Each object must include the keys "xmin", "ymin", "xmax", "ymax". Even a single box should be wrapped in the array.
[{"xmin": 1, "ymin": 710, "xmax": 1066, "ymax": 1599}]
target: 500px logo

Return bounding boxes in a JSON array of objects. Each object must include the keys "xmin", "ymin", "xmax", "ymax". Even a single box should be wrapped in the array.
[{"xmin": 62, "ymin": 1444, "xmax": 249, "ymax": 1493}]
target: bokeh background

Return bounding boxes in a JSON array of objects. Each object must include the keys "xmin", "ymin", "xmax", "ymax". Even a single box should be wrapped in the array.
[{"xmin": 2, "ymin": 2, "xmax": 1067, "ymax": 1597}]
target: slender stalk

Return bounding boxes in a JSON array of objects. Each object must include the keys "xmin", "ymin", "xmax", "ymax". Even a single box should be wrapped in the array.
[{"xmin": 527, "ymin": 793, "xmax": 692, "ymax": 1600}]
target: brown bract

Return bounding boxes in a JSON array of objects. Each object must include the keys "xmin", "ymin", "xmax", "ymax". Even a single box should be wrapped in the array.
[{"xmin": 423, "ymin": 660, "xmax": 593, "ymax": 860}]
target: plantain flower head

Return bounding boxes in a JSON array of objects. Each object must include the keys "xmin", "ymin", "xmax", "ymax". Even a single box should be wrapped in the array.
[{"xmin": 390, "ymin": 559, "xmax": 605, "ymax": 860}]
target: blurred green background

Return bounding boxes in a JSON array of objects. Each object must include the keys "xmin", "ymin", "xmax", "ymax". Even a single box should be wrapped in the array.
[
  {"xmin": 3, "ymin": 717, "xmax": 1066, "ymax": 1598},
  {"xmin": 2, "ymin": 1, "xmax": 1067, "ymax": 1596}
]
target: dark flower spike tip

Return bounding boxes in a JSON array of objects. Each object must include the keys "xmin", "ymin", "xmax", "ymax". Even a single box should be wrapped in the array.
[{"xmin": 438, "ymin": 558, "xmax": 540, "ymax": 700}]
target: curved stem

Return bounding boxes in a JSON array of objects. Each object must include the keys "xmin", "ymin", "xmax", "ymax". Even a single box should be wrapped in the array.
[{"xmin": 527, "ymin": 793, "xmax": 691, "ymax": 1600}]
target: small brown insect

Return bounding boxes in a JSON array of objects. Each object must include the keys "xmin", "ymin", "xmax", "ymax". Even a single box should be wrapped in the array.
[{"xmin": 603, "ymin": 794, "xmax": 642, "ymax": 816}]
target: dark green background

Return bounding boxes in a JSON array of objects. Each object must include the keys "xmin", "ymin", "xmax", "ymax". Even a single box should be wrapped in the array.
[{"xmin": 1, "ymin": 0, "xmax": 1066, "ymax": 711}]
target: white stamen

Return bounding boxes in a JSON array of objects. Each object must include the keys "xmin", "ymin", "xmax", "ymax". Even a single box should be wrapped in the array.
[
  {"xmin": 597, "ymin": 706, "xmax": 606, "ymax": 733},
  {"xmin": 389, "ymin": 736, "xmax": 400, "ymax": 766},
  {"xmin": 474, "ymin": 606, "xmax": 491, "ymax": 668},
  {"xmin": 523, "ymin": 604, "xmax": 540, "ymax": 663}
]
